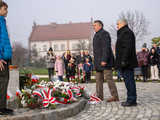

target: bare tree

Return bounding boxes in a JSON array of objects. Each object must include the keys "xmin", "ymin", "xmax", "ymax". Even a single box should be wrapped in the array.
[
  {"xmin": 12, "ymin": 42, "xmax": 29, "ymax": 67},
  {"xmin": 77, "ymin": 40, "xmax": 89, "ymax": 51},
  {"xmin": 110, "ymin": 10, "xmax": 149, "ymax": 43}
]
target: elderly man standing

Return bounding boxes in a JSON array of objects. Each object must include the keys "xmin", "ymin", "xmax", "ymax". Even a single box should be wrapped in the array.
[
  {"xmin": 116, "ymin": 19, "xmax": 138, "ymax": 106},
  {"xmin": 93, "ymin": 20, "xmax": 119, "ymax": 102}
]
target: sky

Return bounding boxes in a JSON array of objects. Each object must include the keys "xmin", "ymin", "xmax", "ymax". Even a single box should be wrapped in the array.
[{"xmin": 5, "ymin": 0, "xmax": 160, "ymax": 49}]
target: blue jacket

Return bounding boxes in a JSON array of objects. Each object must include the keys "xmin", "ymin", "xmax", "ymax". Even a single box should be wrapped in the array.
[
  {"xmin": 0, "ymin": 16, "xmax": 12, "ymax": 60},
  {"xmin": 83, "ymin": 62, "xmax": 93, "ymax": 73}
]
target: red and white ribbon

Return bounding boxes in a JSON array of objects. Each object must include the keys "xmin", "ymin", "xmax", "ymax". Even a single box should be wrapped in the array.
[
  {"xmin": 41, "ymin": 88, "xmax": 56, "ymax": 108},
  {"xmin": 88, "ymin": 94, "xmax": 102, "ymax": 104}
]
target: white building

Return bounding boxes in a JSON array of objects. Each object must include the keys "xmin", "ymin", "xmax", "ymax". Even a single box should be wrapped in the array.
[{"xmin": 29, "ymin": 21, "xmax": 94, "ymax": 59}]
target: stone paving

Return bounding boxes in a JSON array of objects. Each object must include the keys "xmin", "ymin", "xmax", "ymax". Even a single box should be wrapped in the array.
[{"xmin": 66, "ymin": 82, "xmax": 160, "ymax": 120}]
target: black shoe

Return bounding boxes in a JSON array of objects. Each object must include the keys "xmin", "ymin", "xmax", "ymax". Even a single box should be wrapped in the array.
[
  {"xmin": 0, "ymin": 111, "xmax": 9, "ymax": 115},
  {"xmin": 0, "ymin": 108, "xmax": 14, "ymax": 115},
  {"xmin": 121, "ymin": 102, "xmax": 137, "ymax": 107}
]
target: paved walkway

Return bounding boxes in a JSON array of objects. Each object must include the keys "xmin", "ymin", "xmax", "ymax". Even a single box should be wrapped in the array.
[{"xmin": 66, "ymin": 82, "xmax": 160, "ymax": 120}]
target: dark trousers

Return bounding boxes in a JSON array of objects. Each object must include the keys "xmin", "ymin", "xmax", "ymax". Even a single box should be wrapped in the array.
[
  {"xmin": 48, "ymin": 68, "xmax": 54, "ymax": 80},
  {"xmin": 141, "ymin": 65, "xmax": 148, "ymax": 82},
  {"xmin": 58, "ymin": 76, "xmax": 63, "ymax": 81},
  {"xmin": 0, "ymin": 62, "xmax": 9, "ymax": 109},
  {"xmin": 121, "ymin": 68, "xmax": 137, "ymax": 103},
  {"xmin": 96, "ymin": 69, "xmax": 119, "ymax": 100},
  {"xmin": 84, "ymin": 72, "xmax": 91, "ymax": 83}
]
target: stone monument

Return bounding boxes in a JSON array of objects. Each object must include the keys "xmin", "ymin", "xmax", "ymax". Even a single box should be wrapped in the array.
[{"xmin": 8, "ymin": 65, "xmax": 19, "ymax": 98}]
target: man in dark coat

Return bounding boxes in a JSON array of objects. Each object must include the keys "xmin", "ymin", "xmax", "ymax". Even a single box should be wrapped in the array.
[
  {"xmin": 93, "ymin": 20, "xmax": 119, "ymax": 102},
  {"xmin": 115, "ymin": 19, "xmax": 138, "ymax": 107}
]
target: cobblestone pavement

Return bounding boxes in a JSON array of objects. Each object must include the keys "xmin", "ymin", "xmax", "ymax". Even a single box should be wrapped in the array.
[{"xmin": 66, "ymin": 82, "xmax": 160, "ymax": 120}]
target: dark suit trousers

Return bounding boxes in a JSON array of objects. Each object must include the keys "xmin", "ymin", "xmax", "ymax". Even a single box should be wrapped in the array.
[
  {"xmin": 0, "ymin": 63, "xmax": 9, "ymax": 109},
  {"xmin": 96, "ymin": 69, "xmax": 119, "ymax": 100}
]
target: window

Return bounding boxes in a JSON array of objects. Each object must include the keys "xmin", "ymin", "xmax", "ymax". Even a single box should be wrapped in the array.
[
  {"xmin": 39, "ymin": 48, "xmax": 41, "ymax": 51},
  {"xmin": 31, "ymin": 44, "xmax": 37, "ymax": 50},
  {"xmin": 72, "ymin": 43, "xmax": 79, "ymax": 50},
  {"xmin": 54, "ymin": 44, "xmax": 59, "ymax": 51},
  {"xmin": 33, "ymin": 44, "xmax": 36, "ymax": 47},
  {"xmin": 43, "ymin": 45, "xmax": 47, "ymax": 52},
  {"xmin": 61, "ymin": 44, "xmax": 65, "ymax": 51}
]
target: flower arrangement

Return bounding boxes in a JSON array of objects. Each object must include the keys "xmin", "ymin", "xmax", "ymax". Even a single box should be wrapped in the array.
[{"xmin": 16, "ymin": 80, "xmax": 84, "ymax": 109}]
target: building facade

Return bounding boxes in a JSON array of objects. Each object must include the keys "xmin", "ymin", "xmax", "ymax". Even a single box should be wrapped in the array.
[{"xmin": 29, "ymin": 21, "xmax": 94, "ymax": 59}]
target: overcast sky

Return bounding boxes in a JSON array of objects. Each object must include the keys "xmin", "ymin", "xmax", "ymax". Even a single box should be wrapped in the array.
[{"xmin": 5, "ymin": 0, "xmax": 160, "ymax": 49}]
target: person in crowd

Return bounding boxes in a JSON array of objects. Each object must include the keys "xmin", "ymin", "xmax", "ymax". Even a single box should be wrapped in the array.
[
  {"xmin": 76, "ymin": 50, "xmax": 85, "ymax": 81},
  {"xmin": 84, "ymin": 50, "xmax": 92, "ymax": 63},
  {"xmin": 0, "ymin": 1, "xmax": 13, "ymax": 115},
  {"xmin": 83, "ymin": 58, "xmax": 93, "ymax": 83},
  {"xmin": 148, "ymin": 48, "xmax": 159, "ymax": 80},
  {"xmin": 76, "ymin": 50, "xmax": 85, "ymax": 64},
  {"xmin": 63, "ymin": 50, "xmax": 71, "ymax": 82},
  {"xmin": 55, "ymin": 55, "xmax": 65, "ymax": 81},
  {"xmin": 155, "ymin": 44, "xmax": 160, "ymax": 75},
  {"xmin": 115, "ymin": 19, "xmax": 138, "ymax": 107},
  {"xmin": 67, "ymin": 58, "xmax": 76, "ymax": 83},
  {"xmin": 77, "ymin": 62, "xmax": 85, "ymax": 83},
  {"xmin": 93, "ymin": 20, "xmax": 119, "ymax": 102},
  {"xmin": 46, "ymin": 47, "xmax": 55, "ymax": 81},
  {"xmin": 137, "ymin": 46, "xmax": 149, "ymax": 82}
]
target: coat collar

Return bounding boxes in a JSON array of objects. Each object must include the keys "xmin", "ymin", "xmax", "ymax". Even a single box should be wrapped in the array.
[
  {"xmin": 0, "ymin": 16, "xmax": 5, "ymax": 19},
  {"xmin": 96, "ymin": 28, "xmax": 103, "ymax": 34},
  {"xmin": 117, "ymin": 25, "xmax": 129, "ymax": 34}
]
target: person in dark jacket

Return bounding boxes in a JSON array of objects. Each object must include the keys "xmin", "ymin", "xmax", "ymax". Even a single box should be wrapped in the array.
[
  {"xmin": 148, "ymin": 48, "xmax": 159, "ymax": 80},
  {"xmin": 84, "ymin": 50, "xmax": 92, "ymax": 63},
  {"xmin": 83, "ymin": 58, "xmax": 93, "ymax": 83},
  {"xmin": 93, "ymin": 20, "xmax": 119, "ymax": 102},
  {"xmin": 0, "ymin": 2, "xmax": 13, "ymax": 115},
  {"xmin": 137, "ymin": 47, "xmax": 149, "ymax": 82},
  {"xmin": 63, "ymin": 50, "xmax": 71, "ymax": 82},
  {"xmin": 115, "ymin": 19, "xmax": 138, "ymax": 107},
  {"xmin": 46, "ymin": 47, "xmax": 55, "ymax": 81},
  {"xmin": 67, "ymin": 58, "xmax": 76, "ymax": 83},
  {"xmin": 76, "ymin": 50, "xmax": 85, "ymax": 65}
]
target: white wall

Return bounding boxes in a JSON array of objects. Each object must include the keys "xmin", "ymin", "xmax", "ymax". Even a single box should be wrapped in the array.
[{"xmin": 30, "ymin": 39, "xmax": 90, "ymax": 58}]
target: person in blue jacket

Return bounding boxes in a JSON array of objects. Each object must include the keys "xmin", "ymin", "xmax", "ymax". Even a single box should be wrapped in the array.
[
  {"xmin": 0, "ymin": 1, "xmax": 13, "ymax": 115},
  {"xmin": 83, "ymin": 58, "xmax": 93, "ymax": 83}
]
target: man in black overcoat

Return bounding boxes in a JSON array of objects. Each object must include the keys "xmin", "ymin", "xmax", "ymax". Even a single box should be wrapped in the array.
[
  {"xmin": 93, "ymin": 20, "xmax": 119, "ymax": 102},
  {"xmin": 115, "ymin": 19, "xmax": 138, "ymax": 106}
]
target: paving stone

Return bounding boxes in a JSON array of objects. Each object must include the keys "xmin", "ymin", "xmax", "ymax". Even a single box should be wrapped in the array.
[
  {"xmin": 1, "ymin": 82, "xmax": 160, "ymax": 120},
  {"xmin": 66, "ymin": 82, "xmax": 160, "ymax": 120}
]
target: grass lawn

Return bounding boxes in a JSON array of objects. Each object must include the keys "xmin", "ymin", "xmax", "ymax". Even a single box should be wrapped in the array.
[{"xmin": 20, "ymin": 67, "xmax": 48, "ymax": 75}]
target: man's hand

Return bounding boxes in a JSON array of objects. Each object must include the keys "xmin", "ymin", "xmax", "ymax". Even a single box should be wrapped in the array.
[
  {"xmin": 121, "ymin": 61, "xmax": 128, "ymax": 68},
  {"xmin": 0, "ymin": 60, "xmax": 7, "ymax": 71},
  {"xmin": 101, "ymin": 61, "xmax": 107, "ymax": 66}
]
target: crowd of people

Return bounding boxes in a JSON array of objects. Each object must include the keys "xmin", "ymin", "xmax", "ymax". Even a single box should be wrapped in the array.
[
  {"xmin": 46, "ymin": 41, "xmax": 160, "ymax": 84},
  {"xmin": 117, "ymin": 43, "xmax": 160, "ymax": 82},
  {"xmin": 46, "ymin": 48, "xmax": 93, "ymax": 83},
  {"xmin": 136, "ymin": 43, "xmax": 160, "ymax": 81}
]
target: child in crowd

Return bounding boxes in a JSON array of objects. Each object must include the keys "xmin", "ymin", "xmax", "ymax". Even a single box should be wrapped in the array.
[
  {"xmin": 68, "ymin": 58, "xmax": 76, "ymax": 83},
  {"xmin": 77, "ymin": 62, "xmax": 85, "ymax": 83},
  {"xmin": 55, "ymin": 56, "xmax": 65, "ymax": 81},
  {"xmin": 83, "ymin": 58, "xmax": 93, "ymax": 83}
]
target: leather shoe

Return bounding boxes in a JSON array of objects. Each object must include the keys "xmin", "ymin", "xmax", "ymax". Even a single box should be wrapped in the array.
[
  {"xmin": 121, "ymin": 102, "xmax": 137, "ymax": 107},
  {"xmin": 107, "ymin": 97, "xmax": 119, "ymax": 102},
  {"xmin": 0, "ymin": 108, "xmax": 14, "ymax": 115}
]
